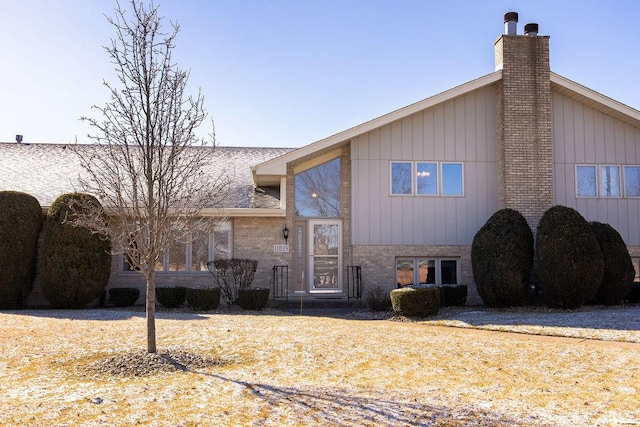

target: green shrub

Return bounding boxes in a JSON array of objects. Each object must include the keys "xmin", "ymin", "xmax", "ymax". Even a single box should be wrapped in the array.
[
  {"xmin": 108, "ymin": 288, "xmax": 140, "ymax": 307},
  {"xmin": 471, "ymin": 208, "xmax": 533, "ymax": 307},
  {"xmin": 40, "ymin": 193, "xmax": 111, "ymax": 309},
  {"xmin": 366, "ymin": 286, "xmax": 392, "ymax": 311},
  {"xmin": 390, "ymin": 287, "xmax": 440, "ymax": 317},
  {"xmin": 536, "ymin": 206, "xmax": 604, "ymax": 309},
  {"xmin": 441, "ymin": 284, "xmax": 467, "ymax": 307},
  {"xmin": 625, "ymin": 282, "xmax": 640, "ymax": 303},
  {"xmin": 0, "ymin": 191, "xmax": 43, "ymax": 309},
  {"xmin": 236, "ymin": 287, "xmax": 270, "ymax": 310},
  {"xmin": 156, "ymin": 286, "xmax": 186, "ymax": 308},
  {"xmin": 186, "ymin": 287, "xmax": 221, "ymax": 311},
  {"xmin": 590, "ymin": 222, "xmax": 635, "ymax": 305}
]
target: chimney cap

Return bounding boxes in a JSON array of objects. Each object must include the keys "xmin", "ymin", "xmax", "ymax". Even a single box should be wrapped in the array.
[
  {"xmin": 504, "ymin": 12, "xmax": 519, "ymax": 23},
  {"xmin": 524, "ymin": 23, "xmax": 539, "ymax": 36},
  {"xmin": 15, "ymin": 134, "xmax": 23, "ymax": 143}
]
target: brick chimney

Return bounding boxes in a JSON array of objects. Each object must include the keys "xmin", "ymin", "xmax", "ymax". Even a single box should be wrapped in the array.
[{"xmin": 495, "ymin": 12, "xmax": 553, "ymax": 230}]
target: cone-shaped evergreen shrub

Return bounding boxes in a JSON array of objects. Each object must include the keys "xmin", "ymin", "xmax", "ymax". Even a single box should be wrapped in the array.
[
  {"xmin": 471, "ymin": 208, "xmax": 533, "ymax": 307},
  {"xmin": 536, "ymin": 206, "xmax": 604, "ymax": 309},
  {"xmin": 40, "ymin": 193, "xmax": 111, "ymax": 309},
  {"xmin": 590, "ymin": 222, "xmax": 634, "ymax": 305},
  {"xmin": 0, "ymin": 191, "xmax": 43, "ymax": 309}
]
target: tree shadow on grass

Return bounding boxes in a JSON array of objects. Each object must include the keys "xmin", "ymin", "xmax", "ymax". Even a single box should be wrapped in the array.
[
  {"xmin": 430, "ymin": 304, "xmax": 640, "ymax": 333},
  {"xmin": 192, "ymin": 371, "xmax": 541, "ymax": 427}
]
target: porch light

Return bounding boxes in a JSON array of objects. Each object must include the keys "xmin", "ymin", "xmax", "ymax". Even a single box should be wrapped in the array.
[{"xmin": 283, "ymin": 225, "xmax": 289, "ymax": 244}]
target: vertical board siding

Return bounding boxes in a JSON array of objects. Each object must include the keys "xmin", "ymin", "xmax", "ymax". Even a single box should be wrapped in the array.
[
  {"xmin": 351, "ymin": 85, "xmax": 498, "ymax": 246},
  {"xmin": 552, "ymin": 91, "xmax": 640, "ymax": 245}
]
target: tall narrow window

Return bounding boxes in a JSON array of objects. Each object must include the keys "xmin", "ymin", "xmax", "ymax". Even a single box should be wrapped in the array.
[
  {"xmin": 600, "ymin": 166, "xmax": 621, "ymax": 197},
  {"xmin": 391, "ymin": 162, "xmax": 413, "ymax": 195},
  {"xmin": 576, "ymin": 165, "xmax": 597, "ymax": 197},
  {"xmin": 442, "ymin": 163, "xmax": 463, "ymax": 196},
  {"xmin": 416, "ymin": 163, "xmax": 437, "ymax": 195},
  {"xmin": 295, "ymin": 158, "xmax": 341, "ymax": 217},
  {"xmin": 624, "ymin": 166, "xmax": 640, "ymax": 197},
  {"xmin": 396, "ymin": 259, "xmax": 414, "ymax": 286}
]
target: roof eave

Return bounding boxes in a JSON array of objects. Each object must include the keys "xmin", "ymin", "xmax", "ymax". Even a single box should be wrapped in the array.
[
  {"xmin": 550, "ymin": 72, "xmax": 640, "ymax": 127},
  {"xmin": 253, "ymin": 70, "xmax": 503, "ymax": 182}
]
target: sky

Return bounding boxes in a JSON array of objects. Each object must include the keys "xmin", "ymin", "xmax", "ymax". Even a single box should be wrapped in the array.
[{"xmin": 1, "ymin": 0, "xmax": 639, "ymax": 148}]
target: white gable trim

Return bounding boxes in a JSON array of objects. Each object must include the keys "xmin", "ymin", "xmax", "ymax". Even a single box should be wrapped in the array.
[
  {"xmin": 551, "ymin": 73, "xmax": 640, "ymax": 127},
  {"xmin": 253, "ymin": 71, "xmax": 503, "ymax": 183}
]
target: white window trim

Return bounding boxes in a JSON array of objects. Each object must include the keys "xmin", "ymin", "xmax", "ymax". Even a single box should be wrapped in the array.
[
  {"xmin": 576, "ymin": 164, "xmax": 597, "ymax": 198},
  {"xmin": 121, "ymin": 223, "xmax": 233, "ymax": 274},
  {"xmin": 390, "ymin": 161, "xmax": 464, "ymax": 197},
  {"xmin": 396, "ymin": 257, "xmax": 460, "ymax": 285}
]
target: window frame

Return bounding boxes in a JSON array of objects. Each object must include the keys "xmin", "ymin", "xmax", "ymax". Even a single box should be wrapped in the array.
[
  {"xmin": 121, "ymin": 222, "xmax": 233, "ymax": 274},
  {"xmin": 396, "ymin": 257, "xmax": 460, "ymax": 286},
  {"xmin": 391, "ymin": 161, "xmax": 464, "ymax": 197},
  {"xmin": 576, "ymin": 164, "xmax": 597, "ymax": 198},
  {"xmin": 624, "ymin": 166, "xmax": 640, "ymax": 198}
]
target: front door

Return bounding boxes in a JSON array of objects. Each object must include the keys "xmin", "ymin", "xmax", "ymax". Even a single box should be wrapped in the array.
[{"xmin": 308, "ymin": 220, "xmax": 342, "ymax": 293}]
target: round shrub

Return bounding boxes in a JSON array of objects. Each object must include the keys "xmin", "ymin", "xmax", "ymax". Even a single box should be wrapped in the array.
[
  {"xmin": 156, "ymin": 286, "xmax": 186, "ymax": 308},
  {"xmin": 390, "ymin": 287, "xmax": 440, "ymax": 317},
  {"xmin": 590, "ymin": 222, "xmax": 635, "ymax": 305},
  {"xmin": 236, "ymin": 287, "xmax": 270, "ymax": 310},
  {"xmin": 626, "ymin": 282, "xmax": 640, "ymax": 303},
  {"xmin": 108, "ymin": 288, "xmax": 140, "ymax": 307},
  {"xmin": 40, "ymin": 193, "xmax": 111, "ymax": 309},
  {"xmin": 0, "ymin": 191, "xmax": 43, "ymax": 309},
  {"xmin": 186, "ymin": 287, "xmax": 221, "ymax": 311},
  {"xmin": 471, "ymin": 208, "xmax": 533, "ymax": 307},
  {"xmin": 536, "ymin": 205, "xmax": 604, "ymax": 309}
]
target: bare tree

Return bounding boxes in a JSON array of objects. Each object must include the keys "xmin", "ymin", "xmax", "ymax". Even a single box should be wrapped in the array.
[{"xmin": 73, "ymin": 0, "xmax": 230, "ymax": 353}]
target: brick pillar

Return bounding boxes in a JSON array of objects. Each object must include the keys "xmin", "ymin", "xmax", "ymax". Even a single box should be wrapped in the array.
[{"xmin": 495, "ymin": 34, "xmax": 553, "ymax": 231}]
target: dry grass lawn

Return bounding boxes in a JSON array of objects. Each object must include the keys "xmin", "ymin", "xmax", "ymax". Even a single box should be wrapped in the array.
[{"xmin": 1, "ymin": 308, "xmax": 639, "ymax": 426}]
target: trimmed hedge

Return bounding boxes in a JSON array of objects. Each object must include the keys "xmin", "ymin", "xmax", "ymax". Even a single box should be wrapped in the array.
[
  {"xmin": 626, "ymin": 282, "xmax": 640, "ymax": 303},
  {"xmin": 390, "ymin": 287, "xmax": 440, "ymax": 317},
  {"xmin": 40, "ymin": 193, "xmax": 111, "ymax": 309},
  {"xmin": 0, "ymin": 191, "xmax": 43, "ymax": 309},
  {"xmin": 108, "ymin": 288, "xmax": 140, "ymax": 307},
  {"xmin": 471, "ymin": 208, "xmax": 533, "ymax": 307},
  {"xmin": 156, "ymin": 286, "xmax": 186, "ymax": 308},
  {"xmin": 236, "ymin": 287, "xmax": 270, "ymax": 310},
  {"xmin": 536, "ymin": 206, "xmax": 604, "ymax": 309},
  {"xmin": 186, "ymin": 287, "xmax": 221, "ymax": 311},
  {"xmin": 590, "ymin": 222, "xmax": 635, "ymax": 305}
]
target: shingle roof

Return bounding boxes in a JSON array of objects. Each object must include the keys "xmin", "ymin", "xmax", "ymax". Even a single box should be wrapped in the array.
[{"xmin": 0, "ymin": 143, "xmax": 293, "ymax": 210}]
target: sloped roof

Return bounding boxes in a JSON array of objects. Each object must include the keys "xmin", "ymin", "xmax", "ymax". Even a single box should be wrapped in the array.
[
  {"xmin": 253, "ymin": 70, "xmax": 640, "ymax": 186},
  {"xmin": 0, "ymin": 143, "xmax": 292, "ymax": 213}
]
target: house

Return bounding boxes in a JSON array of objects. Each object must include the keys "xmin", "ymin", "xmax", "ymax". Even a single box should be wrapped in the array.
[{"xmin": 2, "ymin": 12, "xmax": 640, "ymax": 306}]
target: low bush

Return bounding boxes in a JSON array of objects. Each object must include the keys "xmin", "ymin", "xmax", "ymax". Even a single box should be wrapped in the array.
[
  {"xmin": 471, "ymin": 208, "xmax": 533, "ymax": 307},
  {"xmin": 236, "ymin": 287, "xmax": 270, "ymax": 310},
  {"xmin": 209, "ymin": 258, "xmax": 258, "ymax": 304},
  {"xmin": 441, "ymin": 284, "xmax": 467, "ymax": 307},
  {"xmin": 156, "ymin": 287, "xmax": 186, "ymax": 308},
  {"xmin": 366, "ymin": 286, "xmax": 391, "ymax": 311},
  {"xmin": 108, "ymin": 288, "xmax": 140, "ymax": 307},
  {"xmin": 536, "ymin": 205, "xmax": 604, "ymax": 309},
  {"xmin": 590, "ymin": 222, "xmax": 635, "ymax": 305},
  {"xmin": 186, "ymin": 287, "xmax": 221, "ymax": 311},
  {"xmin": 625, "ymin": 282, "xmax": 640, "ymax": 303},
  {"xmin": 390, "ymin": 287, "xmax": 440, "ymax": 317}
]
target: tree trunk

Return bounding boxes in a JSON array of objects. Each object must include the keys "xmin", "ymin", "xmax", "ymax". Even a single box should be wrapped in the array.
[{"xmin": 146, "ymin": 270, "xmax": 157, "ymax": 353}]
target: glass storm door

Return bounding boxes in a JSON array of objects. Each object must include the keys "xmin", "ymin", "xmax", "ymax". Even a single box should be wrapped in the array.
[{"xmin": 309, "ymin": 220, "xmax": 341, "ymax": 292}]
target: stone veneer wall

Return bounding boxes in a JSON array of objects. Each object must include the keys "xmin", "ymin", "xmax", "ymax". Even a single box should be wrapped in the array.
[
  {"xmin": 495, "ymin": 34, "xmax": 554, "ymax": 231},
  {"xmin": 351, "ymin": 245, "xmax": 481, "ymax": 305}
]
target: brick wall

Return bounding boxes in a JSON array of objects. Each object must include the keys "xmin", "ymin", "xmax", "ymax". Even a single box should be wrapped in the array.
[
  {"xmin": 495, "ymin": 34, "xmax": 554, "ymax": 231},
  {"xmin": 352, "ymin": 244, "xmax": 481, "ymax": 305}
]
